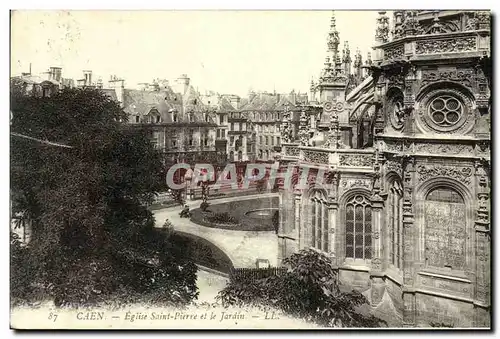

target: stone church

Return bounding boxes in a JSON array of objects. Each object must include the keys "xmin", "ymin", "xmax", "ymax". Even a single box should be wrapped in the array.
[{"xmin": 277, "ymin": 11, "xmax": 491, "ymax": 327}]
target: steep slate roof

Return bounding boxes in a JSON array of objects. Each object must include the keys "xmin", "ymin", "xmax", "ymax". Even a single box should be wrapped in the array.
[
  {"xmin": 219, "ymin": 97, "xmax": 236, "ymax": 111},
  {"xmin": 240, "ymin": 92, "xmax": 298, "ymax": 112},
  {"xmin": 12, "ymin": 75, "xmax": 60, "ymax": 86},
  {"xmin": 119, "ymin": 82, "xmax": 217, "ymax": 124}
]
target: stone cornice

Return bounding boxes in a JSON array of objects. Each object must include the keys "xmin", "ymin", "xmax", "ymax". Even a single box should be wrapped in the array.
[{"xmin": 374, "ymin": 29, "xmax": 490, "ymax": 50}]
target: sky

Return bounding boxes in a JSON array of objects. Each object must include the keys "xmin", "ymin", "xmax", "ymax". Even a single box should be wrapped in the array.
[{"xmin": 11, "ymin": 10, "xmax": 380, "ymax": 97}]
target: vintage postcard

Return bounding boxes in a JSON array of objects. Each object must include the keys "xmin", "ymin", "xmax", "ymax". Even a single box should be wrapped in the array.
[{"xmin": 9, "ymin": 9, "xmax": 491, "ymax": 330}]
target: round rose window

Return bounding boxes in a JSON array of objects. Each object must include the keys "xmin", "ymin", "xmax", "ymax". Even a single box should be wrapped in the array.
[{"xmin": 428, "ymin": 96, "xmax": 463, "ymax": 127}]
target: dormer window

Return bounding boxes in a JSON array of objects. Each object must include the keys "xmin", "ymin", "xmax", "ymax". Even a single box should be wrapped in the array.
[
  {"xmin": 135, "ymin": 115, "xmax": 140, "ymax": 123},
  {"xmin": 156, "ymin": 116, "xmax": 161, "ymax": 123},
  {"xmin": 173, "ymin": 113, "xmax": 178, "ymax": 122},
  {"xmin": 42, "ymin": 87, "xmax": 50, "ymax": 98}
]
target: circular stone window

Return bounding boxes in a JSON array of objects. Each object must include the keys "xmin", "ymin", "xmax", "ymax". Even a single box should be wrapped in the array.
[
  {"xmin": 388, "ymin": 95, "xmax": 405, "ymax": 130},
  {"xmin": 428, "ymin": 96, "xmax": 463, "ymax": 127},
  {"xmin": 417, "ymin": 89, "xmax": 471, "ymax": 134}
]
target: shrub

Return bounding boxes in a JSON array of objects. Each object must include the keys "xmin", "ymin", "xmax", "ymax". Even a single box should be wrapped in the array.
[
  {"xmin": 161, "ymin": 219, "xmax": 175, "ymax": 237},
  {"xmin": 200, "ymin": 201, "xmax": 210, "ymax": 212},
  {"xmin": 217, "ymin": 249, "xmax": 386, "ymax": 328},
  {"xmin": 168, "ymin": 189, "xmax": 185, "ymax": 206},
  {"xmin": 205, "ymin": 212, "xmax": 237, "ymax": 224}
]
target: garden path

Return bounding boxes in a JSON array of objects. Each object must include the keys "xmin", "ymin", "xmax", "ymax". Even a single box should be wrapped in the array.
[{"xmin": 153, "ymin": 193, "xmax": 279, "ymax": 268}]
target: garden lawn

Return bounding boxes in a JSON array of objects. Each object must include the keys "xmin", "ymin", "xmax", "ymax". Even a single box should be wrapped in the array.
[{"xmin": 190, "ymin": 197, "xmax": 279, "ymax": 231}]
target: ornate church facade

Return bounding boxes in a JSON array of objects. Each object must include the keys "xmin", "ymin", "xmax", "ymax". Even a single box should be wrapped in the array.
[{"xmin": 277, "ymin": 11, "xmax": 491, "ymax": 327}]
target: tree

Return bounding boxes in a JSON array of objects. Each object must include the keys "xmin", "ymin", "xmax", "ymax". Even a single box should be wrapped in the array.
[
  {"xmin": 10, "ymin": 87, "xmax": 198, "ymax": 307},
  {"xmin": 217, "ymin": 249, "xmax": 386, "ymax": 328}
]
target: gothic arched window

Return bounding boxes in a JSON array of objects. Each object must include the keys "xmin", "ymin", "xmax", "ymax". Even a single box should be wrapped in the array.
[
  {"xmin": 345, "ymin": 195, "xmax": 372, "ymax": 259},
  {"xmin": 387, "ymin": 181, "xmax": 403, "ymax": 268},
  {"xmin": 425, "ymin": 187, "xmax": 466, "ymax": 270},
  {"xmin": 310, "ymin": 190, "xmax": 329, "ymax": 252}
]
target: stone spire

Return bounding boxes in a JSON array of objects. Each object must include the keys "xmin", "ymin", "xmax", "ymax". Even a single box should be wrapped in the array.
[
  {"xmin": 353, "ymin": 48, "xmax": 363, "ymax": 79},
  {"xmin": 327, "ymin": 11, "xmax": 340, "ymax": 69},
  {"xmin": 393, "ymin": 10, "xmax": 405, "ymax": 39},
  {"xmin": 365, "ymin": 52, "xmax": 373, "ymax": 67},
  {"xmin": 375, "ymin": 11, "xmax": 390, "ymax": 44},
  {"xmin": 342, "ymin": 41, "xmax": 352, "ymax": 75},
  {"xmin": 364, "ymin": 52, "xmax": 373, "ymax": 78}
]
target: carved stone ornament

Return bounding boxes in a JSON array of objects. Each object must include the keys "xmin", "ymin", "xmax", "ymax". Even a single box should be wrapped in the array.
[
  {"xmin": 414, "ymin": 143, "xmax": 473, "ymax": 155},
  {"xmin": 415, "ymin": 37, "xmax": 477, "ymax": 55},
  {"xmin": 417, "ymin": 164, "xmax": 473, "ymax": 185},
  {"xmin": 384, "ymin": 141, "xmax": 404, "ymax": 152},
  {"xmin": 284, "ymin": 146, "xmax": 300, "ymax": 157},
  {"xmin": 384, "ymin": 45, "xmax": 405, "ymax": 60},
  {"xmin": 420, "ymin": 68, "xmax": 474, "ymax": 89},
  {"xmin": 475, "ymin": 141, "xmax": 490, "ymax": 155},
  {"xmin": 339, "ymin": 154, "xmax": 373, "ymax": 167},
  {"xmin": 386, "ymin": 159, "xmax": 403, "ymax": 175},
  {"xmin": 340, "ymin": 178, "xmax": 372, "ymax": 190},
  {"xmin": 371, "ymin": 258, "xmax": 382, "ymax": 270},
  {"xmin": 303, "ymin": 150, "xmax": 329, "ymax": 164}
]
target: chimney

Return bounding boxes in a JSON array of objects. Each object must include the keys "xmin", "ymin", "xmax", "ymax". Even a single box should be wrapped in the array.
[
  {"xmin": 290, "ymin": 90, "xmax": 297, "ymax": 105},
  {"xmin": 176, "ymin": 74, "xmax": 190, "ymax": 94},
  {"xmin": 50, "ymin": 67, "xmax": 62, "ymax": 82},
  {"xmin": 229, "ymin": 95, "xmax": 241, "ymax": 110},
  {"xmin": 108, "ymin": 76, "xmax": 125, "ymax": 107},
  {"xmin": 83, "ymin": 70, "xmax": 92, "ymax": 87},
  {"xmin": 248, "ymin": 90, "xmax": 256, "ymax": 103}
]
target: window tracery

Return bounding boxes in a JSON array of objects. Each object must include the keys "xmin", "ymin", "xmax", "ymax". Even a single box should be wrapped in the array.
[{"xmin": 345, "ymin": 195, "xmax": 372, "ymax": 259}]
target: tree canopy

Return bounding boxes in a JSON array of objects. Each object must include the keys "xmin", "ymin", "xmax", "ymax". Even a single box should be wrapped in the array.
[{"xmin": 10, "ymin": 86, "xmax": 197, "ymax": 307}]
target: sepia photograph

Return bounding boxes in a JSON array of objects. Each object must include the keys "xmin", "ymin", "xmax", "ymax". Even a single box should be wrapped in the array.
[{"xmin": 8, "ymin": 8, "xmax": 492, "ymax": 330}]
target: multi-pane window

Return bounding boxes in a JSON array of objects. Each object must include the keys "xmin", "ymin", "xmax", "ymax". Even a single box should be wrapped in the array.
[
  {"xmin": 425, "ymin": 187, "xmax": 466, "ymax": 270},
  {"xmin": 388, "ymin": 181, "xmax": 403, "ymax": 268},
  {"xmin": 221, "ymin": 129, "xmax": 226, "ymax": 138},
  {"xmin": 345, "ymin": 195, "xmax": 372, "ymax": 259},
  {"xmin": 310, "ymin": 190, "xmax": 329, "ymax": 252}
]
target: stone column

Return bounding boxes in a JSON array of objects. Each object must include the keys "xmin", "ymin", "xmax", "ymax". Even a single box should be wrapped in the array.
[
  {"xmin": 326, "ymin": 171, "xmax": 339, "ymax": 266},
  {"xmin": 473, "ymin": 160, "xmax": 491, "ymax": 327},
  {"xmin": 402, "ymin": 156, "xmax": 417, "ymax": 327},
  {"xmin": 294, "ymin": 193, "xmax": 302, "ymax": 250},
  {"xmin": 370, "ymin": 193, "xmax": 385, "ymax": 306}
]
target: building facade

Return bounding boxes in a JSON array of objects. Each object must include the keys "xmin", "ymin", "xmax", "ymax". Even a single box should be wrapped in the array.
[
  {"xmin": 278, "ymin": 10, "xmax": 491, "ymax": 327},
  {"xmin": 103, "ymin": 74, "xmax": 223, "ymax": 166}
]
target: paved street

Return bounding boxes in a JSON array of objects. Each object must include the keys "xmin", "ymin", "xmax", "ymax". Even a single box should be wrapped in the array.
[{"xmin": 153, "ymin": 193, "xmax": 280, "ymax": 268}]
